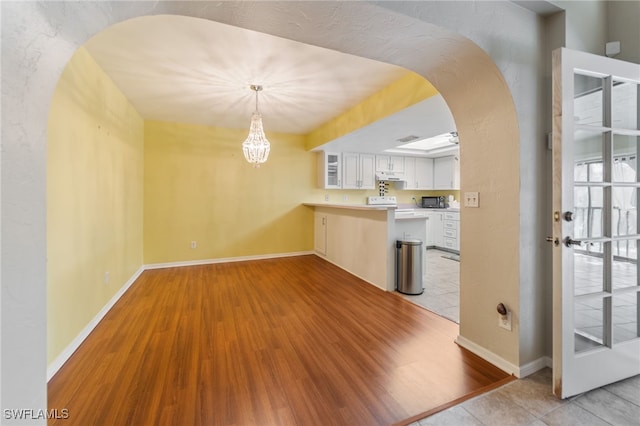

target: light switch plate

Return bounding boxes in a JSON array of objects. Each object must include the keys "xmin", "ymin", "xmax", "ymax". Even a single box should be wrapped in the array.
[{"xmin": 464, "ymin": 192, "xmax": 479, "ymax": 208}]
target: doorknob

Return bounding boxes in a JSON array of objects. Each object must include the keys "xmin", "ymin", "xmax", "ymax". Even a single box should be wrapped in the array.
[
  {"xmin": 563, "ymin": 237, "xmax": 582, "ymax": 247},
  {"xmin": 546, "ymin": 236, "xmax": 559, "ymax": 246},
  {"xmin": 563, "ymin": 211, "xmax": 574, "ymax": 222}
]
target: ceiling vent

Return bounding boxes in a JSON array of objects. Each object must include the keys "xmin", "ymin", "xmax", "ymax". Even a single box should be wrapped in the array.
[{"xmin": 396, "ymin": 135, "xmax": 420, "ymax": 143}]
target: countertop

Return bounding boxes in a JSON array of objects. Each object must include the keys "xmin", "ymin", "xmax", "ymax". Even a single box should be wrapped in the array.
[
  {"xmin": 303, "ymin": 203, "xmax": 460, "ymax": 213},
  {"xmin": 395, "ymin": 207, "xmax": 460, "ymax": 220},
  {"xmin": 303, "ymin": 202, "xmax": 396, "ymax": 211}
]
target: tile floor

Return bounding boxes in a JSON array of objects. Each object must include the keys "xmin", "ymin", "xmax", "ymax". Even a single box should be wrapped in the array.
[
  {"xmin": 409, "ymin": 368, "xmax": 640, "ymax": 426},
  {"xmin": 398, "ymin": 249, "xmax": 640, "ymax": 426},
  {"xmin": 398, "ymin": 248, "xmax": 460, "ymax": 323}
]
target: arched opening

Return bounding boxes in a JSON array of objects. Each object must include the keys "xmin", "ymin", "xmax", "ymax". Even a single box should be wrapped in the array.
[{"xmin": 4, "ymin": 1, "xmax": 538, "ymax": 417}]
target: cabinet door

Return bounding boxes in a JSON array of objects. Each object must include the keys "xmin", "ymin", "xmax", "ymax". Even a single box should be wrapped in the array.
[
  {"xmin": 403, "ymin": 157, "xmax": 417, "ymax": 189},
  {"xmin": 342, "ymin": 152, "xmax": 360, "ymax": 189},
  {"xmin": 314, "ymin": 213, "xmax": 327, "ymax": 255},
  {"xmin": 389, "ymin": 156, "xmax": 405, "ymax": 172},
  {"xmin": 318, "ymin": 152, "xmax": 342, "ymax": 189},
  {"xmin": 425, "ymin": 213, "xmax": 434, "ymax": 246},
  {"xmin": 359, "ymin": 154, "xmax": 376, "ymax": 189},
  {"xmin": 434, "ymin": 156, "xmax": 457, "ymax": 189},
  {"xmin": 414, "ymin": 157, "xmax": 434, "ymax": 189},
  {"xmin": 431, "ymin": 213, "xmax": 444, "ymax": 247},
  {"xmin": 375, "ymin": 155, "xmax": 391, "ymax": 172}
]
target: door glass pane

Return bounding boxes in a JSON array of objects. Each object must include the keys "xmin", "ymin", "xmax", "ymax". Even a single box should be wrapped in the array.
[
  {"xmin": 574, "ymin": 185, "xmax": 604, "ymax": 241},
  {"xmin": 575, "ymin": 131, "xmax": 604, "ymax": 176},
  {"xmin": 613, "ymin": 242, "xmax": 638, "ymax": 290},
  {"xmin": 574, "ymin": 186, "xmax": 589, "ymax": 239},
  {"xmin": 574, "ymin": 73, "xmax": 605, "ymax": 127},
  {"xmin": 613, "ymin": 293, "xmax": 639, "ymax": 344},
  {"xmin": 575, "ymin": 296, "xmax": 606, "ymax": 353},
  {"xmin": 612, "ymin": 81, "xmax": 639, "ymax": 130},
  {"xmin": 612, "ymin": 135, "xmax": 638, "ymax": 182},
  {"xmin": 327, "ymin": 154, "xmax": 339, "ymax": 186},
  {"xmin": 575, "ymin": 252, "xmax": 603, "ymax": 295}
]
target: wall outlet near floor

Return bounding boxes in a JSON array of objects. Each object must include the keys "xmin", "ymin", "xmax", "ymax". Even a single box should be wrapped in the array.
[
  {"xmin": 324, "ymin": 194, "xmax": 330, "ymax": 201},
  {"xmin": 190, "ymin": 240, "xmax": 197, "ymax": 249},
  {"xmin": 343, "ymin": 194, "xmax": 349, "ymax": 202},
  {"xmin": 498, "ymin": 311, "xmax": 512, "ymax": 331},
  {"xmin": 464, "ymin": 192, "xmax": 479, "ymax": 208},
  {"xmin": 104, "ymin": 271, "xmax": 110, "ymax": 285}
]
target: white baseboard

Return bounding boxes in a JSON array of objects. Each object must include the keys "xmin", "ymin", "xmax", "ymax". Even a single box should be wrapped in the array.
[
  {"xmin": 145, "ymin": 251, "xmax": 314, "ymax": 270},
  {"xmin": 455, "ymin": 335, "xmax": 550, "ymax": 378},
  {"xmin": 47, "ymin": 251, "xmax": 314, "ymax": 381},
  {"xmin": 47, "ymin": 266, "xmax": 145, "ymax": 381},
  {"xmin": 519, "ymin": 356, "xmax": 552, "ymax": 377}
]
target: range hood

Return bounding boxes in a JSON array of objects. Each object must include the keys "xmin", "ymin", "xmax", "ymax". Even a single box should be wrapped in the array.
[{"xmin": 375, "ymin": 171, "xmax": 405, "ymax": 181}]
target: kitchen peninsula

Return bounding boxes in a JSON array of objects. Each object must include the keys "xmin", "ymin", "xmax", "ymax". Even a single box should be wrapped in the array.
[
  {"xmin": 305, "ymin": 201, "xmax": 461, "ymax": 293},
  {"xmin": 303, "ymin": 202, "xmax": 397, "ymax": 291}
]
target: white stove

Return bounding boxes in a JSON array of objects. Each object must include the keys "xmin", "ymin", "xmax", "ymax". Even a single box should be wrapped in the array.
[{"xmin": 367, "ymin": 196, "xmax": 397, "ymax": 206}]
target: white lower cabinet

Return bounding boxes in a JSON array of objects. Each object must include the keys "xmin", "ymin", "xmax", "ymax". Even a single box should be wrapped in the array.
[
  {"xmin": 425, "ymin": 211, "xmax": 459, "ymax": 253},
  {"xmin": 426, "ymin": 212, "xmax": 443, "ymax": 248},
  {"xmin": 442, "ymin": 211, "xmax": 460, "ymax": 252}
]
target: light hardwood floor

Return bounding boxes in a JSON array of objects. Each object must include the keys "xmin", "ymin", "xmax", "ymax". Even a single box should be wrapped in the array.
[{"xmin": 48, "ymin": 255, "xmax": 510, "ymax": 426}]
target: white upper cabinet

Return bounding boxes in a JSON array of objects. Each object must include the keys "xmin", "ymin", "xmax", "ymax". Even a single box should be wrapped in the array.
[
  {"xmin": 415, "ymin": 157, "xmax": 434, "ymax": 189},
  {"xmin": 342, "ymin": 153, "xmax": 375, "ymax": 189},
  {"xmin": 403, "ymin": 157, "xmax": 434, "ymax": 190},
  {"xmin": 318, "ymin": 151, "xmax": 342, "ymax": 189},
  {"xmin": 433, "ymin": 155, "xmax": 460, "ymax": 190},
  {"xmin": 375, "ymin": 155, "xmax": 405, "ymax": 173}
]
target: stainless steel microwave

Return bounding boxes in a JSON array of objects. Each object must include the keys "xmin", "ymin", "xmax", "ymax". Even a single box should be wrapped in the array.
[{"xmin": 421, "ymin": 196, "xmax": 446, "ymax": 208}]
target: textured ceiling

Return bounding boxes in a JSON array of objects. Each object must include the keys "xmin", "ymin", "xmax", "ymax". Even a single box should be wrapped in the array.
[{"xmin": 84, "ymin": 14, "xmax": 411, "ymax": 135}]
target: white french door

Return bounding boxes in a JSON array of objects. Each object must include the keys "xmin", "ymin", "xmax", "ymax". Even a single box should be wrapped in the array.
[{"xmin": 551, "ymin": 48, "xmax": 640, "ymax": 398}]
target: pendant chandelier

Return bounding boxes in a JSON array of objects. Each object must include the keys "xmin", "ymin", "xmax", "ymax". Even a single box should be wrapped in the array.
[{"xmin": 242, "ymin": 85, "xmax": 270, "ymax": 167}]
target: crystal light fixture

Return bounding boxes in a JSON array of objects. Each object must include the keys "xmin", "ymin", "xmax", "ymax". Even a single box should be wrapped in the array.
[{"xmin": 242, "ymin": 85, "xmax": 270, "ymax": 167}]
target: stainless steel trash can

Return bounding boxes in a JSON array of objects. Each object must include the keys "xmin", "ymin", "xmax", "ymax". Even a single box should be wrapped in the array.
[{"xmin": 396, "ymin": 239, "xmax": 424, "ymax": 295}]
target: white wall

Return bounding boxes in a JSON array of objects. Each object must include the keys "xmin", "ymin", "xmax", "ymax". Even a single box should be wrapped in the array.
[
  {"xmin": 551, "ymin": 0, "xmax": 640, "ymax": 65},
  {"xmin": 607, "ymin": 1, "xmax": 640, "ymax": 64},
  {"xmin": 552, "ymin": 1, "xmax": 608, "ymax": 56}
]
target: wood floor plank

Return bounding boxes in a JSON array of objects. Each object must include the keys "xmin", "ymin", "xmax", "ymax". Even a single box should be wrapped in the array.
[{"xmin": 48, "ymin": 255, "xmax": 510, "ymax": 425}]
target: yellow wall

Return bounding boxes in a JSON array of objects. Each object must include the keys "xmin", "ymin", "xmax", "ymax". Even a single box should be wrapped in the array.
[
  {"xmin": 45, "ymin": 47, "xmax": 447, "ymax": 367},
  {"xmin": 305, "ymin": 72, "xmax": 439, "ymax": 150},
  {"xmin": 143, "ymin": 121, "xmax": 316, "ymax": 263},
  {"xmin": 46, "ymin": 47, "xmax": 144, "ymax": 364}
]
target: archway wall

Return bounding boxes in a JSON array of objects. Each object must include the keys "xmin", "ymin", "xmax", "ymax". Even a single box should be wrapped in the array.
[{"xmin": 1, "ymin": 1, "xmax": 549, "ymax": 417}]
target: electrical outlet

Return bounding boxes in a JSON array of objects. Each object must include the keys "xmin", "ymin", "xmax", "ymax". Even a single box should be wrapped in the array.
[
  {"xmin": 324, "ymin": 194, "xmax": 330, "ymax": 201},
  {"xmin": 104, "ymin": 271, "xmax": 110, "ymax": 285},
  {"xmin": 464, "ymin": 191, "xmax": 479, "ymax": 208},
  {"xmin": 343, "ymin": 194, "xmax": 349, "ymax": 202},
  {"xmin": 190, "ymin": 241, "xmax": 197, "ymax": 249},
  {"xmin": 498, "ymin": 311, "xmax": 512, "ymax": 331}
]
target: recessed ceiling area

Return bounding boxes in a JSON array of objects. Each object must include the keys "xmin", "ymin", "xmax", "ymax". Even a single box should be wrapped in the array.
[
  {"xmin": 314, "ymin": 94, "xmax": 458, "ymax": 156},
  {"xmin": 84, "ymin": 14, "xmax": 457, "ymax": 154}
]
